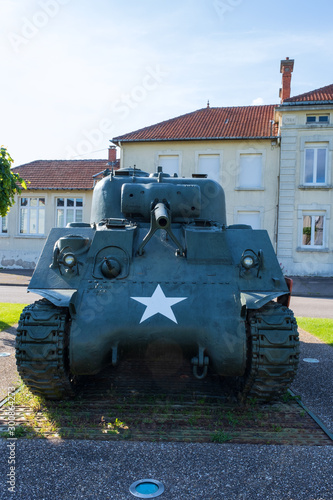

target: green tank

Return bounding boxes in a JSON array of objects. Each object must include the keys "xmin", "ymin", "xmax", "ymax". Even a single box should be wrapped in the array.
[{"xmin": 16, "ymin": 167, "xmax": 299, "ymax": 400}]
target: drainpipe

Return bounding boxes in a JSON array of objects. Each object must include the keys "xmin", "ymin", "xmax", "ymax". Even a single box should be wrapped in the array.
[{"xmin": 275, "ymin": 174, "xmax": 280, "ymax": 253}]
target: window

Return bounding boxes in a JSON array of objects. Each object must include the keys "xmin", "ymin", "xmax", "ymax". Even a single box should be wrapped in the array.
[
  {"xmin": 56, "ymin": 198, "xmax": 83, "ymax": 227},
  {"xmin": 198, "ymin": 154, "xmax": 220, "ymax": 183},
  {"xmin": 19, "ymin": 198, "xmax": 45, "ymax": 235},
  {"xmin": 158, "ymin": 155, "xmax": 179, "ymax": 176},
  {"xmin": 238, "ymin": 154, "xmax": 262, "ymax": 188},
  {"xmin": 236, "ymin": 211, "xmax": 261, "ymax": 229},
  {"xmin": 0, "ymin": 215, "xmax": 8, "ymax": 234},
  {"xmin": 302, "ymin": 215, "xmax": 325, "ymax": 247},
  {"xmin": 304, "ymin": 145, "xmax": 327, "ymax": 184},
  {"xmin": 306, "ymin": 115, "xmax": 329, "ymax": 124}
]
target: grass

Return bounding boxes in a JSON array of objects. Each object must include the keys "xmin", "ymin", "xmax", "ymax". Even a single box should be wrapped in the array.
[
  {"xmin": 0, "ymin": 303, "xmax": 28, "ymax": 331},
  {"xmin": 296, "ymin": 317, "xmax": 333, "ymax": 346},
  {"xmin": 211, "ymin": 430, "xmax": 233, "ymax": 443}
]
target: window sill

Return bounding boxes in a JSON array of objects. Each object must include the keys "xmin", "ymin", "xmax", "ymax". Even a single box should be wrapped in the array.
[
  {"xmin": 13, "ymin": 234, "xmax": 46, "ymax": 239},
  {"xmin": 296, "ymin": 246, "xmax": 330, "ymax": 253},
  {"xmin": 305, "ymin": 123, "xmax": 330, "ymax": 127},
  {"xmin": 235, "ymin": 187, "xmax": 265, "ymax": 191},
  {"xmin": 0, "ymin": 234, "xmax": 9, "ymax": 237},
  {"xmin": 298, "ymin": 185, "xmax": 332, "ymax": 190}
]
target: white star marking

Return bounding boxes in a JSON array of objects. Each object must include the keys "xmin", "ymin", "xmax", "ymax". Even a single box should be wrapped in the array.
[{"xmin": 131, "ymin": 284, "xmax": 187, "ymax": 324}]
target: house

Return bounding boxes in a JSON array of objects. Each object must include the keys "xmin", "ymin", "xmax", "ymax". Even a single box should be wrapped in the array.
[
  {"xmin": 0, "ymin": 147, "xmax": 118, "ymax": 269},
  {"xmin": 2, "ymin": 59, "xmax": 332, "ymax": 275},
  {"xmin": 112, "ymin": 59, "xmax": 333, "ymax": 276},
  {"xmin": 274, "ymin": 59, "xmax": 333, "ymax": 276},
  {"xmin": 112, "ymin": 105, "xmax": 281, "ymax": 247}
]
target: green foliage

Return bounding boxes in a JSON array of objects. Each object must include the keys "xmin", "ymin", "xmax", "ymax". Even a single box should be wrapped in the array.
[
  {"xmin": 1, "ymin": 426, "xmax": 27, "ymax": 438},
  {"xmin": 296, "ymin": 317, "xmax": 333, "ymax": 346},
  {"xmin": 0, "ymin": 146, "xmax": 27, "ymax": 217}
]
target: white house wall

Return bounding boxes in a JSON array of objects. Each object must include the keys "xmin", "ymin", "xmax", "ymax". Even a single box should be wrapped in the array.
[
  {"xmin": 120, "ymin": 139, "xmax": 280, "ymax": 247},
  {"xmin": 0, "ymin": 190, "xmax": 93, "ymax": 269}
]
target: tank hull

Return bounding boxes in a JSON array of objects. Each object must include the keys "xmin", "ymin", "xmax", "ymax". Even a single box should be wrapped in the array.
[
  {"xmin": 69, "ymin": 281, "xmax": 247, "ymax": 377},
  {"xmin": 16, "ymin": 170, "xmax": 299, "ymax": 400}
]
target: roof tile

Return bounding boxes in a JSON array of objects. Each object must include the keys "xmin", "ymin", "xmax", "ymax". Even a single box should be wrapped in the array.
[
  {"xmin": 113, "ymin": 105, "xmax": 278, "ymax": 143},
  {"xmin": 12, "ymin": 159, "xmax": 119, "ymax": 190},
  {"xmin": 284, "ymin": 84, "xmax": 333, "ymax": 103}
]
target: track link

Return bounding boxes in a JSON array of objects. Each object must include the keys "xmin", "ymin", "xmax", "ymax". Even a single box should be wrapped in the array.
[
  {"xmin": 16, "ymin": 299, "xmax": 75, "ymax": 400},
  {"xmin": 241, "ymin": 302, "xmax": 300, "ymax": 402}
]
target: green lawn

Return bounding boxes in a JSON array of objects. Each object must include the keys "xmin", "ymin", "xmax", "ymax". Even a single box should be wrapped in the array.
[
  {"xmin": 296, "ymin": 317, "xmax": 333, "ymax": 347},
  {"xmin": 0, "ymin": 303, "xmax": 28, "ymax": 331}
]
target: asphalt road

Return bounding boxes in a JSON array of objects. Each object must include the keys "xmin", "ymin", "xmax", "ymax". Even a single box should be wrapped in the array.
[
  {"xmin": 0, "ymin": 286, "xmax": 42, "ymax": 305},
  {"xmin": 289, "ymin": 295, "xmax": 333, "ymax": 318},
  {"xmin": 0, "ymin": 285, "xmax": 333, "ymax": 318}
]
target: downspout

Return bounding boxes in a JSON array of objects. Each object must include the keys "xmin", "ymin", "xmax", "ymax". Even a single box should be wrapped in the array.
[{"xmin": 276, "ymin": 133, "xmax": 281, "ymax": 255}]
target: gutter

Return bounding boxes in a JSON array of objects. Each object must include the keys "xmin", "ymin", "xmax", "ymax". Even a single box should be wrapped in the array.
[
  {"xmin": 25, "ymin": 187, "xmax": 93, "ymax": 191},
  {"xmin": 278, "ymin": 100, "xmax": 333, "ymax": 107},
  {"xmin": 112, "ymin": 136, "xmax": 279, "ymax": 144}
]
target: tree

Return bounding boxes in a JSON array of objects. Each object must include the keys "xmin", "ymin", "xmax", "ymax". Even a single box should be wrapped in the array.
[{"xmin": 0, "ymin": 146, "xmax": 27, "ymax": 217}]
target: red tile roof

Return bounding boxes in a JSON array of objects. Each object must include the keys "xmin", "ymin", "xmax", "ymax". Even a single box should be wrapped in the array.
[
  {"xmin": 12, "ymin": 159, "xmax": 120, "ymax": 190},
  {"xmin": 283, "ymin": 84, "xmax": 333, "ymax": 103},
  {"xmin": 112, "ymin": 105, "xmax": 278, "ymax": 143}
]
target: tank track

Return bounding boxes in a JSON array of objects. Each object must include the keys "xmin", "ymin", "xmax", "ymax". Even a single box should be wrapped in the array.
[
  {"xmin": 16, "ymin": 299, "xmax": 75, "ymax": 400},
  {"xmin": 240, "ymin": 302, "xmax": 300, "ymax": 402}
]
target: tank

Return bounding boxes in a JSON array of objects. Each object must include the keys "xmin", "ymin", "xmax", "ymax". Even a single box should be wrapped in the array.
[{"xmin": 16, "ymin": 167, "xmax": 299, "ymax": 401}]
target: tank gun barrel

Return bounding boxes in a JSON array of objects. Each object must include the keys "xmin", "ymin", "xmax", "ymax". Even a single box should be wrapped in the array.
[{"xmin": 154, "ymin": 202, "xmax": 170, "ymax": 228}]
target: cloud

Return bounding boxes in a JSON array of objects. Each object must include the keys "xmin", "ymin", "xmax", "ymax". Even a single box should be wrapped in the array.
[
  {"xmin": 2, "ymin": 1, "xmax": 333, "ymax": 166},
  {"xmin": 252, "ymin": 97, "xmax": 264, "ymax": 105}
]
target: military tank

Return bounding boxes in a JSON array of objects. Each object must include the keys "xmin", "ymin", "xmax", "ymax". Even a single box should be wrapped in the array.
[{"xmin": 16, "ymin": 166, "xmax": 299, "ymax": 401}]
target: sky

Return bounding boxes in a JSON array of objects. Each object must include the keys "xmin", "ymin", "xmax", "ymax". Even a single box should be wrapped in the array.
[{"xmin": 1, "ymin": 0, "xmax": 333, "ymax": 166}]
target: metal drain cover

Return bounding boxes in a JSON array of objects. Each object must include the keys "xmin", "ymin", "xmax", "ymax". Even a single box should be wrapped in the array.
[{"xmin": 129, "ymin": 479, "xmax": 164, "ymax": 498}]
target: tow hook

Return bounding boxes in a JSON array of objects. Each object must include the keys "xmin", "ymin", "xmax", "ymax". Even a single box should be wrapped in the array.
[{"xmin": 191, "ymin": 347, "xmax": 209, "ymax": 380}]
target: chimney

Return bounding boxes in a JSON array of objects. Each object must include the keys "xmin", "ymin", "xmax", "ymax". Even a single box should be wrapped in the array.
[
  {"xmin": 279, "ymin": 57, "xmax": 294, "ymax": 102},
  {"xmin": 108, "ymin": 146, "xmax": 117, "ymax": 164}
]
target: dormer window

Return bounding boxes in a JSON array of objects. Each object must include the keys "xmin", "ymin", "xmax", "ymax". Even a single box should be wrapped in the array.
[{"xmin": 306, "ymin": 115, "xmax": 329, "ymax": 124}]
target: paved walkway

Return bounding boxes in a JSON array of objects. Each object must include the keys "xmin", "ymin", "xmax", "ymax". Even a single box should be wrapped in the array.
[
  {"xmin": 0, "ymin": 269, "xmax": 33, "ymax": 287},
  {"xmin": 0, "ymin": 271, "xmax": 332, "ymax": 499}
]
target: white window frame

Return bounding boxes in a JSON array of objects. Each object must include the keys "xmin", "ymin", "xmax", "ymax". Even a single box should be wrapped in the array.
[
  {"xmin": 0, "ymin": 215, "xmax": 8, "ymax": 235},
  {"xmin": 300, "ymin": 136, "xmax": 332, "ymax": 187},
  {"xmin": 236, "ymin": 150, "xmax": 265, "ymax": 190},
  {"xmin": 19, "ymin": 197, "xmax": 46, "ymax": 236},
  {"xmin": 304, "ymin": 144, "xmax": 328, "ymax": 185},
  {"xmin": 155, "ymin": 150, "xmax": 182, "ymax": 177},
  {"xmin": 301, "ymin": 214, "xmax": 325, "ymax": 248},
  {"xmin": 234, "ymin": 207, "xmax": 263, "ymax": 229},
  {"xmin": 297, "ymin": 204, "xmax": 330, "ymax": 251},
  {"xmin": 195, "ymin": 150, "xmax": 223, "ymax": 184},
  {"xmin": 55, "ymin": 197, "xmax": 84, "ymax": 228},
  {"xmin": 306, "ymin": 115, "xmax": 329, "ymax": 124}
]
